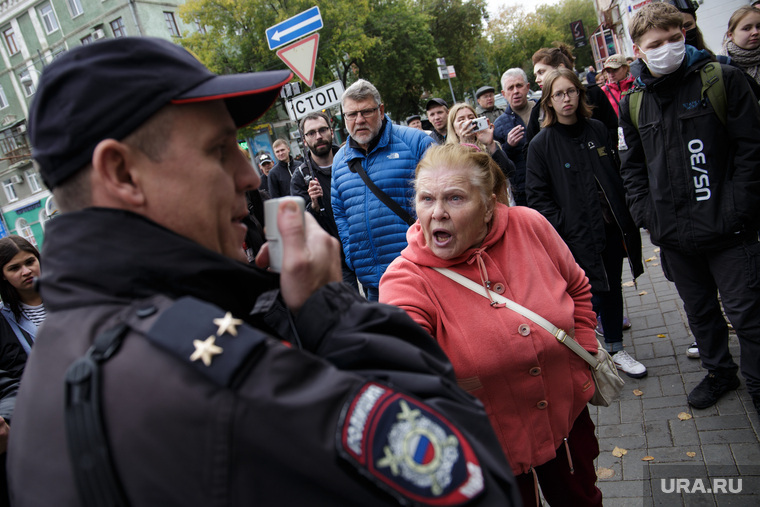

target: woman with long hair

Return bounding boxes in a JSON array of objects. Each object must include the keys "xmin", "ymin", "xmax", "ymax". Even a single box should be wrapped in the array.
[
  {"xmin": 722, "ymin": 6, "xmax": 760, "ymax": 86},
  {"xmin": 445, "ymin": 103, "xmax": 515, "ymax": 203},
  {"xmin": 526, "ymin": 68, "xmax": 646, "ymax": 379},
  {"xmin": 0, "ymin": 236, "xmax": 44, "ymax": 354},
  {"xmin": 526, "ymin": 42, "xmax": 618, "ymax": 143},
  {"xmin": 0, "ymin": 235, "xmax": 44, "ymax": 507}
]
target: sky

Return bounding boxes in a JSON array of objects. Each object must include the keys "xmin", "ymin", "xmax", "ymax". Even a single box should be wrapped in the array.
[{"xmin": 485, "ymin": 0, "xmax": 563, "ymax": 17}]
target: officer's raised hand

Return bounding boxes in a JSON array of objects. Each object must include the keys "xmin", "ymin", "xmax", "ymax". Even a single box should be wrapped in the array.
[{"xmin": 256, "ymin": 199, "xmax": 341, "ymax": 312}]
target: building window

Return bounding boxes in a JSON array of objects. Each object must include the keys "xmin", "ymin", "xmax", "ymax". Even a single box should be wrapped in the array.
[
  {"xmin": 110, "ymin": 17, "xmax": 126, "ymax": 38},
  {"xmin": 195, "ymin": 19, "xmax": 206, "ymax": 35},
  {"xmin": 80, "ymin": 35, "xmax": 93, "ymax": 45},
  {"xmin": 25, "ymin": 170, "xmax": 42, "ymax": 193},
  {"xmin": 3, "ymin": 180, "xmax": 18, "ymax": 202},
  {"xmin": 66, "ymin": 0, "xmax": 83, "ymax": 18},
  {"xmin": 14, "ymin": 218, "xmax": 36, "ymax": 246},
  {"xmin": 0, "ymin": 85, "xmax": 8, "ymax": 109},
  {"xmin": 3, "ymin": 27, "xmax": 19, "ymax": 55},
  {"xmin": 0, "ymin": 129, "xmax": 19, "ymax": 155},
  {"xmin": 19, "ymin": 70, "xmax": 35, "ymax": 96},
  {"xmin": 164, "ymin": 12, "xmax": 180, "ymax": 37},
  {"xmin": 39, "ymin": 3, "xmax": 60, "ymax": 34}
]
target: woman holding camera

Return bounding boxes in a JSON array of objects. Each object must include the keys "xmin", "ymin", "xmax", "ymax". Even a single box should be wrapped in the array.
[
  {"xmin": 526, "ymin": 68, "xmax": 645, "ymax": 378},
  {"xmin": 446, "ymin": 103, "xmax": 515, "ymax": 201}
]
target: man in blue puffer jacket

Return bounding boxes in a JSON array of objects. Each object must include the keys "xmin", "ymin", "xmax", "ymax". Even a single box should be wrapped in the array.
[{"xmin": 332, "ymin": 80, "xmax": 434, "ymax": 301}]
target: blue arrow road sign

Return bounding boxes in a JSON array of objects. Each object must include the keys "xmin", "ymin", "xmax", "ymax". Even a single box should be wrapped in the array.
[{"xmin": 266, "ymin": 6, "xmax": 323, "ymax": 51}]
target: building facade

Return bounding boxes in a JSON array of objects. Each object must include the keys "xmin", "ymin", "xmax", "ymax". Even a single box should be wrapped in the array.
[
  {"xmin": 591, "ymin": 0, "xmax": 750, "ymax": 69},
  {"xmin": 0, "ymin": 0, "xmax": 194, "ymax": 247}
]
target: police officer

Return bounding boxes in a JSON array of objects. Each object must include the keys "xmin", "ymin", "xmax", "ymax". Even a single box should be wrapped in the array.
[{"xmin": 7, "ymin": 38, "xmax": 519, "ymax": 506}]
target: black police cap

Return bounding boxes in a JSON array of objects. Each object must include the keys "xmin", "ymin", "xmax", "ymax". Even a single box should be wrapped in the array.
[{"xmin": 30, "ymin": 37, "xmax": 292, "ymax": 189}]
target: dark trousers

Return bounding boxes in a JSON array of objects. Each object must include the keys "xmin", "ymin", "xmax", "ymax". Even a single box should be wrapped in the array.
[
  {"xmin": 591, "ymin": 223, "xmax": 625, "ymax": 349},
  {"xmin": 515, "ymin": 407, "xmax": 602, "ymax": 507},
  {"xmin": 364, "ymin": 286, "xmax": 379, "ymax": 302},
  {"xmin": 661, "ymin": 239, "xmax": 760, "ymax": 395}
]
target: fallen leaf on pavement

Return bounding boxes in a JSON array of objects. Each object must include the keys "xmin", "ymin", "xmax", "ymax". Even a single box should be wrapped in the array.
[
  {"xmin": 639, "ymin": 291, "xmax": 648, "ymax": 296},
  {"xmin": 596, "ymin": 467, "xmax": 615, "ymax": 479},
  {"xmin": 657, "ymin": 334, "xmax": 666, "ymax": 338},
  {"xmin": 622, "ymin": 281, "xmax": 635, "ymax": 287},
  {"xmin": 678, "ymin": 412, "xmax": 692, "ymax": 421},
  {"xmin": 642, "ymin": 456, "xmax": 655, "ymax": 461},
  {"xmin": 633, "ymin": 389, "xmax": 643, "ymax": 396},
  {"xmin": 612, "ymin": 446, "xmax": 628, "ymax": 458},
  {"xmin": 686, "ymin": 452, "xmax": 696, "ymax": 458}
]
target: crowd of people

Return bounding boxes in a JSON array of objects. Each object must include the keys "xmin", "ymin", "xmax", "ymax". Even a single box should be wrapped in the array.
[{"xmin": 0, "ymin": 1, "xmax": 758, "ymax": 505}]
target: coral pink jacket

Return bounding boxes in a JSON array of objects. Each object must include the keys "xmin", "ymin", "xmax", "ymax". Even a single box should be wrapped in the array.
[{"xmin": 380, "ymin": 205, "xmax": 597, "ymax": 475}]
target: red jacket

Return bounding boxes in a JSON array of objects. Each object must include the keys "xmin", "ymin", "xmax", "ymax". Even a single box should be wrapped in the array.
[
  {"xmin": 380, "ymin": 205, "xmax": 597, "ymax": 475},
  {"xmin": 602, "ymin": 75, "xmax": 635, "ymax": 116}
]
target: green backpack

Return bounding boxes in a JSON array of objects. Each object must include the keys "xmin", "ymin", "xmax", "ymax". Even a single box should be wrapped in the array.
[{"xmin": 627, "ymin": 62, "xmax": 726, "ymax": 129}]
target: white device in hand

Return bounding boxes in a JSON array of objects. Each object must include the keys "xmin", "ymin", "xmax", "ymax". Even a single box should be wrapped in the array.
[
  {"xmin": 471, "ymin": 117, "xmax": 490, "ymax": 132},
  {"xmin": 264, "ymin": 196, "xmax": 305, "ymax": 273}
]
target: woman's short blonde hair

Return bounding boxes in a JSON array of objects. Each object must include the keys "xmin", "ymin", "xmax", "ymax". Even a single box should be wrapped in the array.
[{"xmin": 415, "ymin": 144, "xmax": 509, "ymax": 206}]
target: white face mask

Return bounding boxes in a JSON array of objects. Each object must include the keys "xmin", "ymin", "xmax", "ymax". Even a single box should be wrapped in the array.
[{"xmin": 641, "ymin": 40, "xmax": 686, "ymax": 76}]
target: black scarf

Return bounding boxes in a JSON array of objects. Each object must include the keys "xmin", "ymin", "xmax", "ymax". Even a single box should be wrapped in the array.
[{"xmin": 39, "ymin": 208, "xmax": 280, "ymax": 325}]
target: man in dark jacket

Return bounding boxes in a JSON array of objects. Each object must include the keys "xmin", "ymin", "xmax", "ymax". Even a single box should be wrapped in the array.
[
  {"xmin": 267, "ymin": 139, "xmax": 299, "ymax": 198},
  {"xmin": 493, "ymin": 68, "xmax": 537, "ymax": 206},
  {"xmin": 7, "ymin": 37, "xmax": 519, "ymax": 507},
  {"xmin": 290, "ymin": 112, "xmax": 358, "ymax": 290},
  {"xmin": 620, "ymin": 3, "xmax": 760, "ymax": 415}
]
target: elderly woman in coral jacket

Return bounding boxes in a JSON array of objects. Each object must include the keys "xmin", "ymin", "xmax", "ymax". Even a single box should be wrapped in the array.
[{"xmin": 380, "ymin": 144, "xmax": 603, "ymax": 507}]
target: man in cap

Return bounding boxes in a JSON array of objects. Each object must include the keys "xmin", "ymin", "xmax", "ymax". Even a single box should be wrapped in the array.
[
  {"xmin": 256, "ymin": 152, "xmax": 274, "ymax": 193},
  {"xmin": 474, "ymin": 85, "xmax": 504, "ymax": 124},
  {"xmin": 425, "ymin": 97, "xmax": 449, "ymax": 144},
  {"xmin": 405, "ymin": 114, "xmax": 423, "ymax": 130},
  {"xmin": 7, "ymin": 38, "xmax": 518, "ymax": 506},
  {"xmin": 601, "ymin": 54, "xmax": 634, "ymax": 116}
]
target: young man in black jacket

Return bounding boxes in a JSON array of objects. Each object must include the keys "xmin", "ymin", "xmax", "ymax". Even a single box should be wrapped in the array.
[{"xmin": 619, "ymin": 2, "xmax": 760, "ymax": 415}]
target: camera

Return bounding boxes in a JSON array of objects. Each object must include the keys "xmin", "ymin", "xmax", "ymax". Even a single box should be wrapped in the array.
[{"xmin": 471, "ymin": 117, "xmax": 490, "ymax": 132}]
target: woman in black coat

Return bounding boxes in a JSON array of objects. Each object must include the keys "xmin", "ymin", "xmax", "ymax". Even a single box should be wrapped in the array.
[
  {"xmin": 526, "ymin": 68, "xmax": 646, "ymax": 379},
  {"xmin": 526, "ymin": 43, "xmax": 618, "ymax": 144}
]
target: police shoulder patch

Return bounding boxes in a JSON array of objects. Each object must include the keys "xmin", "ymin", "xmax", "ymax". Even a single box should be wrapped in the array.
[
  {"xmin": 142, "ymin": 296, "xmax": 266, "ymax": 387},
  {"xmin": 337, "ymin": 382, "xmax": 484, "ymax": 505}
]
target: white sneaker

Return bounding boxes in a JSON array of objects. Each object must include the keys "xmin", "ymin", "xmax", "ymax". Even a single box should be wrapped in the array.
[
  {"xmin": 612, "ymin": 350, "xmax": 648, "ymax": 378},
  {"xmin": 686, "ymin": 342, "xmax": 700, "ymax": 359}
]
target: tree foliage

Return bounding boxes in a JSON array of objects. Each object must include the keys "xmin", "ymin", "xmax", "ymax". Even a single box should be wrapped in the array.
[
  {"xmin": 177, "ymin": 0, "xmax": 597, "ymax": 125},
  {"xmin": 484, "ymin": 0, "xmax": 598, "ymax": 88}
]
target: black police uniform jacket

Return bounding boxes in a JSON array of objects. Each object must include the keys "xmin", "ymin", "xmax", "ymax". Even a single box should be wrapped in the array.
[
  {"xmin": 619, "ymin": 47, "xmax": 760, "ymax": 254},
  {"xmin": 526, "ymin": 118, "xmax": 644, "ymax": 291},
  {"xmin": 8, "ymin": 208, "xmax": 519, "ymax": 506}
]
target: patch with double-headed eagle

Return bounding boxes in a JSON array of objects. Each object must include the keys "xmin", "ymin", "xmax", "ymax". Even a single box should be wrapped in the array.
[{"xmin": 337, "ymin": 382, "xmax": 484, "ymax": 505}]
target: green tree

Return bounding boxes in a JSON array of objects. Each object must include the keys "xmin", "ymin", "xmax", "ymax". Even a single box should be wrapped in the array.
[
  {"xmin": 422, "ymin": 0, "xmax": 489, "ymax": 104},
  {"xmin": 484, "ymin": 0, "xmax": 597, "ymax": 88}
]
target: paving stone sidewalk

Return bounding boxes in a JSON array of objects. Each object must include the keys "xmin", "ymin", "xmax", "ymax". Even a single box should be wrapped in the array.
[{"xmin": 589, "ymin": 232, "xmax": 760, "ymax": 506}]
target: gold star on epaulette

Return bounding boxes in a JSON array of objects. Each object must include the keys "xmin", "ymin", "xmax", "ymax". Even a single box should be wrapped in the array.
[
  {"xmin": 190, "ymin": 335, "xmax": 223, "ymax": 366},
  {"xmin": 213, "ymin": 312, "xmax": 243, "ymax": 336}
]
